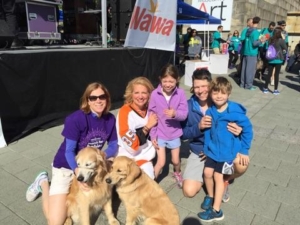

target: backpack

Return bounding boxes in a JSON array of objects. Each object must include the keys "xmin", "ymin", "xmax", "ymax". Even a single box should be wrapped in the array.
[{"xmin": 266, "ymin": 44, "xmax": 278, "ymax": 60}]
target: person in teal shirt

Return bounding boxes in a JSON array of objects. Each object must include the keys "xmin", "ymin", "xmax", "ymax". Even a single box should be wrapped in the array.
[
  {"xmin": 211, "ymin": 25, "xmax": 227, "ymax": 54},
  {"xmin": 263, "ymin": 28, "xmax": 287, "ymax": 95},
  {"xmin": 239, "ymin": 18, "xmax": 253, "ymax": 56},
  {"xmin": 277, "ymin": 20, "xmax": 289, "ymax": 65},
  {"xmin": 240, "ymin": 16, "xmax": 266, "ymax": 90},
  {"xmin": 183, "ymin": 27, "xmax": 192, "ymax": 55},
  {"xmin": 228, "ymin": 30, "xmax": 241, "ymax": 69},
  {"xmin": 259, "ymin": 22, "xmax": 275, "ymax": 75},
  {"xmin": 236, "ymin": 18, "xmax": 253, "ymax": 79}
]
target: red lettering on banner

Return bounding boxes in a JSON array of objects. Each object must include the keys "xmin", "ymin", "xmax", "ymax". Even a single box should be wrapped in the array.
[
  {"xmin": 199, "ymin": 3, "xmax": 207, "ymax": 13},
  {"xmin": 140, "ymin": 14, "xmax": 152, "ymax": 31},
  {"xmin": 129, "ymin": 6, "xmax": 174, "ymax": 36},
  {"xmin": 130, "ymin": 7, "xmax": 146, "ymax": 29}
]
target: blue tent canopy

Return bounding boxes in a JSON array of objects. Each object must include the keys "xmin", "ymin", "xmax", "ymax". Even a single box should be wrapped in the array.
[
  {"xmin": 177, "ymin": 0, "xmax": 221, "ymax": 25},
  {"xmin": 177, "ymin": 0, "xmax": 209, "ymax": 20}
]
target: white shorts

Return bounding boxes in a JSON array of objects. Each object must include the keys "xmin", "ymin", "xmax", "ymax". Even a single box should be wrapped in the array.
[
  {"xmin": 49, "ymin": 167, "xmax": 74, "ymax": 196},
  {"xmin": 140, "ymin": 161, "xmax": 155, "ymax": 180}
]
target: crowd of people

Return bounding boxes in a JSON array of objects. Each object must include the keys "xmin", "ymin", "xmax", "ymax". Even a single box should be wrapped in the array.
[
  {"xmin": 25, "ymin": 60, "xmax": 254, "ymax": 223},
  {"xmin": 212, "ymin": 17, "xmax": 289, "ymax": 94},
  {"xmin": 23, "ymin": 14, "xmax": 295, "ymax": 224},
  {"xmin": 180, "ymin": 17, "xmax": 289, "ymax": 95}
]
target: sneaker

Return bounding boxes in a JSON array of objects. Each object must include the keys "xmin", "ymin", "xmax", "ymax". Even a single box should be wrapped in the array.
[
  {"xmin": 26, "ymin": 171, "xmax": 48, "ymax": 202},
  {"xmin": 273, "ymin": 90, "xmax": 280, "ymax": 95},
  {"xmin": 201, "ymin": 195, "xmax": 213, "ymax": 210},
  {"xmin": 263, "ymin": 88, "xmax": 269, "ymax": 94},
  {"xmin": 198, "ymin": 208, "xmax": 224, "ymax": 222},
  {"xmin": 270, "ymin": 79, "xmax": 274, "ymax": 86},
  {"xmin": 173, "ymin": 172, "xmax": 183, "ymax": 188},
  {"xmin": 222, "ymin": 181, "xmax": 230, "ymax": 203},
  {"xmin": 247, "ymin": 86, "xmax": 257, "ymax": 91}
]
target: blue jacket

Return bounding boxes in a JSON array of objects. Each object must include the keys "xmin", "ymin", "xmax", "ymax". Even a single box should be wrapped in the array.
[
  {"xmin": 180, "ymin": 95, "xmax": 205, "ymax": 155},
  {"xmin": 148, "ymin": 84, "xmax": 188, "ymax": 141},
  {"xmin": 204, "ymin": 101, "xmax": 253, "ymax": 162}
]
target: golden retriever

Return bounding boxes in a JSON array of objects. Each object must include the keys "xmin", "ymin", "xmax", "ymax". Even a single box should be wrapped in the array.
[
  {"xmin": 255, "ymin": 58, "xmax": 264, "ymax": 80},
  {"xmin": 105, "ymin": 156, "xmax": 180, "ymax": 225},
  {"xmin": 64, "ymin": 147, "xmax": 120, "ymax": 225}
]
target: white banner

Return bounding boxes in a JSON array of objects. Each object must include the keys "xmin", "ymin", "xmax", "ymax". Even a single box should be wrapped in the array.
[
  {"xmin": 192, "ymin": 0, "xmax": 233, "ymax": 31},
  {"xmin": 124, "ymin": 0, "xmax": 177, "ymax": 51}
]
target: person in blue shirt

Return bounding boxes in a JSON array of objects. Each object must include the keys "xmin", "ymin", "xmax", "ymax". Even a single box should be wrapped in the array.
[
  {"xmin": 181, "ymin": 69, "xmax": 248, "ymax": 205},
  {"xmin": 198, "ymin": 76, "xmax": 253, "ymax": 222},
  {"xmin": 228, "ymin": 30, "xmax": 241, "ymax": 69},
  {"xmin": 240, "ymin": 16, "xmax": 266, "ymax": 90}
]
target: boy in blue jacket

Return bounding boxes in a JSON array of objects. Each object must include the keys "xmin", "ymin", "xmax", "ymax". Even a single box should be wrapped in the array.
[{"xmin": 198, "ymin": 77, "xmax": 253, "ymax": 222}]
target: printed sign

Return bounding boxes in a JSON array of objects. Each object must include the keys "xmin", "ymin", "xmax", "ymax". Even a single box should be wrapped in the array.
[
  {"xmin": 124, "ymin": 0, "xmax": 176, "ymax": 51},
  {"xmin": 192, "ymin": 0, "xmax": 233, "ymax": 31}
]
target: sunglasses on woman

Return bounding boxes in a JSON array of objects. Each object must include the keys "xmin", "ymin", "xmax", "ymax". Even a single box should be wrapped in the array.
[{"xmin": 88, "ymin": 94, "xmax": 107, "ymax": 101}]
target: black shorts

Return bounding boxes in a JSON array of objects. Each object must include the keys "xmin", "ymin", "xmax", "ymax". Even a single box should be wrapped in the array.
[{"xmin": 205, "ymin": 157, "xmax": 234, "ymax": 174}]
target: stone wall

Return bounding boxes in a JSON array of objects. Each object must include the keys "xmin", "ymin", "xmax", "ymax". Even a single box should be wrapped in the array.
[{"xmin": 184, "ymin": 0, "xmax": 300, "ymax": 32}]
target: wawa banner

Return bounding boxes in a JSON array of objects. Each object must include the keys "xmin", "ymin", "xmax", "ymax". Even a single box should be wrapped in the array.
[{"xmin": 124, "ymin": 0, "xmax": 176, "ymax": 51}]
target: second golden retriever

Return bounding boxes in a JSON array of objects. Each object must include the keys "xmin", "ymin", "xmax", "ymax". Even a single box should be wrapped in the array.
[
  {"xmin": 105, "ymin": 156, "xmax": 180, "ymax": 225},
  {"xmin": 64, "ymin": 147, "xmax": 120, "ymax": 225}
]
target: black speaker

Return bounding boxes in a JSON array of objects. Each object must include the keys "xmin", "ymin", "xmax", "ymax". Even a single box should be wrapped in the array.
[
  {"xmin": 109, "ymin": 0, "xmax": 136, "ymax": 41},
  {"xmin": 63, "ymin": 0, "xmax": 99, "ymax": 39},
  {"xmin": 111, "ymin": 12, "xmax": 132, "ymax": 41},
  {"xmin": 0, "ymin": 20, "xmax": 14, "ymax": 48},
  {"xmin": 108, "ymin": 0, "xmax": 136, "ymax": 13}
]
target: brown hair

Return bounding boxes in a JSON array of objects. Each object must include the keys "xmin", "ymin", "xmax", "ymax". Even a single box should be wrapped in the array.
[
  {"xmin": 233, "ymin": 30, "xmax": 239, "ymax": 36},
  {"xmin": 269, "ymin": 27, "xmax": 283, "ymax": 45},
  {"xmin": 80, "ymin": 82, "xmax": 111, "ymax": 114},
  {"xmin": 190, "ymin": 68, "xmax": 212, "ymax": 93},
  {"xmin": 123, "ymin": 77, "xmax": 154, "ymax": 104},
  {"xmin": 159, "ymin": 64, "xmax": 180, "ymax": 84},
  {"xmin": 210, "ymin": 76, "xmax": 232, "ymax": 95}
]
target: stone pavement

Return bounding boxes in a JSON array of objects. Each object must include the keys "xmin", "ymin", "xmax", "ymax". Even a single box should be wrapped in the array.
[{"xmin": 0, "ymin": 69, "xmax": 300, "ymax": 225}]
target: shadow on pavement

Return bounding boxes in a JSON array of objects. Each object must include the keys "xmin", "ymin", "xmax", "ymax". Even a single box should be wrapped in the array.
[
  {"xmin": 182, "ymin": 217, "xmax": 203, "ymax": 225},
  {"xmin": 280, "ymin": 80, "xmax": 300, "ymax": 92}
]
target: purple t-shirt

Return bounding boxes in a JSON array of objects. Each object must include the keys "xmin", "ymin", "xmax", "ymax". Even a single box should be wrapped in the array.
[{"xmin": 53, "ymin": 110, "xmax": 117, "ymax": 169}]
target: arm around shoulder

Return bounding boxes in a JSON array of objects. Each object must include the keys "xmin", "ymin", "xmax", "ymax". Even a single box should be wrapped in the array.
[{"xmin": 238, "ymin": 116, "xmax": 253, "ymax": 155}]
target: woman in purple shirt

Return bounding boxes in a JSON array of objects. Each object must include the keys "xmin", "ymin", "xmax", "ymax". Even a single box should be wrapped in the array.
[{"xmin": 25, "ymin": 82, "xmax": 118, "ymax": 225}]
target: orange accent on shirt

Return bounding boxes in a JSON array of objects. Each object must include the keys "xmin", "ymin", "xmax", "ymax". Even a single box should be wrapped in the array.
[{"xmin": 118, "ymin": 104, "xmax": 140, "ymax": 151}]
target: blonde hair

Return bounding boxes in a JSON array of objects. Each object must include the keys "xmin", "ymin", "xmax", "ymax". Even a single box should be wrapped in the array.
[
  {"xmin": 124, "ymin": 77, "xmax": 154, "ymax": 104},
  {"xmin": 210, "ymin": 76, "xmax": 232, "ymax": 95},
  {"xmin": 80, "ymin": 82, "xmax": 111, "ymax": 114}
]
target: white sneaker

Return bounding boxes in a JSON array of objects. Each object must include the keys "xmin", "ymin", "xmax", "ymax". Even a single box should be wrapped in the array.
[{"xmin": 26, "ymin": 171, "xmax": 48, "ymax": 202}]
